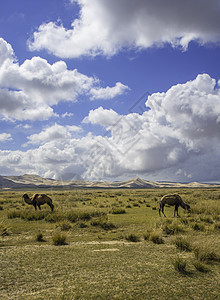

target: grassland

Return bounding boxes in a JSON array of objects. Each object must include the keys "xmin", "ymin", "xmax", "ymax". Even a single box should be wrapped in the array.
[{"xmin": 0, "ymin": 188, "xmax": 220, "ymax": 299}]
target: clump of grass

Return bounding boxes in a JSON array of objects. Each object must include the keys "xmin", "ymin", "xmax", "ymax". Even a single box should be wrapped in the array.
[
  {"xmin": 36, "ymin": 232, "xmax": 45, "ymax": 242},
  {"xmin": 149, "ymin": 231, "xmax": 164, "ymax": 244},
  {"xmin": 59, "ymin": 222, "xmax": 72, "ymax": 231},
  {"xmin": 111, "ymin": 208, "xmax": 126, "ymax": 214},
  {"xmin": 172, "ymin": 256, "xmax": 187, "ymax": 274},
  {"xmin": 199, "ymin": 215, "xmax": 214, "ymax": 224},
  {"xmin": 174, "ymin": 236, "xmax": 192, "ymax": 252},
  {"xmin": 193, "ymin": 243, "xmax": 220, "ymax": 263},
  {"xmin": 192, "ymin": 222, "xmax": 205, "ymax": 231},
  {"xmin": 180, "ymin": 217, "xmax": 188, "ymax": 225},
  {"xmin": 125, "ymin": 234, "xmax": 140, "ymax": 242},
  {"xmin": 214, "ymin": 222, "xmax": 220, "ymax": 230},
  {"xmin": 0, "ymin": 224, "xmax": 9, "ymax": 236},
  {"xmin": 101, "ymin": 222, "xmax": 117, "ymax": 231},
  {"xmin": 143, "ymin": 230, "xmax": 152, "ymax": 241},
  {"xmin": 52, "ymin": 233, "xmax": 67, "ymax": 246},
  {"xmin": 162, "ymin": 221, "xmax": 185, "ymax": 235},
  {"xmin": 91, "ymin": 217, "xmax": 117, "ymax": 231},
  {"xmin": 8, "ymin": 210, "xmax": 21, "ymax": 219},
  {"xmin": 78, "ymin": 222, "xmax": 88, "ymax": 228},
  {"xmin": 192, "ymin": 260, "xmax": 210, "ymax": 273}
]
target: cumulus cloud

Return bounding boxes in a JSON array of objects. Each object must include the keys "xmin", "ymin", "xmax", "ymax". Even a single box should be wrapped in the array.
[
  {"xmin": 83, "ymin": 106, "xmax": 119, "ymax": 127},
  {"xmin": 0, "ymin": 38, "xmax": 129, "ymax": 121},
  {"xmin": 89, "ymin": 82, "xmax": 130, "ymax": 100},
  {"xmin": 28, "ymin": 0, "xmax": 220, "ymax": 58},
  {"xmin": 0, "ymin": 133, "xmax": 12, "ymax": 142},
  {"xmin": 1, "ymin": 74, "xmax": 220, "ymax": 182},
  {"xmin": 26, "ymin": 124, "xmax": 82, "ymax": 145}
]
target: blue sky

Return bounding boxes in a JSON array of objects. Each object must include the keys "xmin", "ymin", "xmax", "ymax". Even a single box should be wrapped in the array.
[{"xmin": 0, "ymin": 0, "xmax": 220, "ymax": 182}]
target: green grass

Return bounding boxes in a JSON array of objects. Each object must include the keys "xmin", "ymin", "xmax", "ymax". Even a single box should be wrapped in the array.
[{"xmin": 0, "ymin": 188, "xmax": 220, "ymax": 299}]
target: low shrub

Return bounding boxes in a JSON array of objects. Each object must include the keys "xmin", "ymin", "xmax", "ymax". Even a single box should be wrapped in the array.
[
  {"xmin": 52, "ymin": 233, "xmax": 67, "ymax": 246},
  {"xmin": 172, "ymin": 256, "xmax": 187, "ymax": 274},
  {"xmin": 101, "ymin": 222, "xmax": 117, "ymax": 231},
  {"xmin": 149, "ymin": 231, "xmax": 164, "ymax": 244},
  {"xmin": 214, "ymin": 222, "xmax": 220, "ymax": 230},
  {"xmin": 111, "ymin": 208, "xmax": 126, "ymax": 214},
  {"xmin": 125, "ymin": 234, "xmax": 140, "ymax": 243},
  {"xmin": 0, "ymin": 225, "xmax": 9, "ymax": 236},
  {"xmin": 78, "ymin": 222, "xmax": 87, "ymax": 228},
  {"xmin": 193, "ymin": 244, "xmax": 220, "ymax": 263},
  {"xmin": 162, "ymin": 222, "xmax": 185, "ymax": 235},
  {"xmin": 36, "ymin": 232, "xmax": 45, "ymax": 242},
  {"xmin": 199, "ymin": 216, "xmax": 213, "ymax": 224},
  {"xmin": 59, "ymin": 222, "xmax": 72, "ymax": 231},
  {"xmin": 192, "ymin": 222, "xmax": 205, "ymax": 231},
  {"xmin": 174, "ymin": 236, "xmax": 192, "ymax": 252},
  {"xmin": 179, "ymin": 217, "xmax": 188, "ymax": 225},
  {"xmin": 192, "ymin": 260, "xmax": 210, "ymax": 273}
]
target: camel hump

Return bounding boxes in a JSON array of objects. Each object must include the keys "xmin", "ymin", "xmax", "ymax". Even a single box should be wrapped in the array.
[
  {"xmin": 32, "ymin": 193, "xmax": 39, "ymax": 202},
  {"xmin": 41, "ymin": 194, "xmax": 52, "ymax": 200}
]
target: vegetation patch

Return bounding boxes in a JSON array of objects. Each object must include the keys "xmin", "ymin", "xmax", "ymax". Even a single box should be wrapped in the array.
[
  {"xmin": 173, "ymin": 236, "xmax": 192, "ymax": 252},
  {"xmin": 192, "ymin": 260, "xmax": 210, "ymax": 273},
  {"xmin": 172, "ymin": 256, "xmax": 187, "ymax": 274},
  {"xmin": 125, "ymin": 234, "xmax": 141, "ymax": 242},
  {"xmin": 149, "ymin": 231, "xmax": 164, "ymax": 244},
  {"xmin": 52, "ymin": 233, "xmax": 67, "ymax": 246},
  {"xmin": 111, "ymin": 208, "xmax": 126, "ymax": 214},
  {"xmin": 193, "ymin": 244, "xmax": 220, "ymax": 263},
  {"xmin": 36, "ymin": 232, "xmax": 45, "ymax": 242}
]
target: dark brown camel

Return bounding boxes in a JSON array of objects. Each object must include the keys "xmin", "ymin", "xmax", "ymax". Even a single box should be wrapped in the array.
[
  {"xmin": 22, "ymin": 193, "xmax": 54, "ymax": 211},
  {"xmin": 159, "ymin": 194, "xmax": 190, "ymax": 217}
]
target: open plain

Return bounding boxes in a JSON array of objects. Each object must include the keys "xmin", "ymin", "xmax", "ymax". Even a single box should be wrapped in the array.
[{"xmin": 0, "ymin": 188, "xmax": 220, "ymax": 299}]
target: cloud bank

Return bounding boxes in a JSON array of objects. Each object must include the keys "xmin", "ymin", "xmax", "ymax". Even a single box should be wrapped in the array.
[
  {"xmin": 0, "ymin": 38, "xmax": 128, "ymax": 121},
  {"xmin": 29, "ymin": 0, "xmax": 220, "ymax": 58},
  {"xmin": 1, "ymin": 73, "xmax": 220, "ymax": 182}
]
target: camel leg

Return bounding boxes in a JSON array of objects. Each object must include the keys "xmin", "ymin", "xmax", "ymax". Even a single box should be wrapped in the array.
[
  {"xmin": 174, "ymin": 204, "xmax": 179, "ymax": 217},
  {"xmin": 161, "ymin": 204, "xmax": 166, "ymax": 217},
  {"xmin": 37, "ymin": 204, "xmax": 41, "ymax": 210},
  {"xmin": 33, "ymin": 203, "xmax": 37, "ymax": 210}
]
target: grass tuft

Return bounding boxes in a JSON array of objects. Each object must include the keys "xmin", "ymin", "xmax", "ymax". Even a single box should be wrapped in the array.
[
  {"xmin": 36, "ymin": 232, "xmax": 45, "ymax": 242},
  {"xmin": 52, "ymin": 233, "xmax": 67, "ymax": 246},
  {"xmin": 125, "ymin": 234, "xmax": 140, "ymax": 242},
  {"xmin": 172, "ymin": 256, "xmax": 187, "ymax": 274},
  {"xmin": 192, "ymin": 260, "xmax": 210, "ymax": 273},
  {"xmin": 174, "ymin": 236, "xmax": 192, "ymax": 252},
  {"xmin": 149, "ymin": 231, "xmax": 164, "ymax": 244},
  {"xmin": 193, "ymin": 243, "xmax": 220, "ymax": 263}
]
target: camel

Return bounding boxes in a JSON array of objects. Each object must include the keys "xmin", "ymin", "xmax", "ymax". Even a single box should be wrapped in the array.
[
  {"xmin": 22, "ymin": 193, "xmax": 54, "ymax": 211},
  {"xmin": 159, "ymin": 194, "xmax": 190, "ymax": 217}
]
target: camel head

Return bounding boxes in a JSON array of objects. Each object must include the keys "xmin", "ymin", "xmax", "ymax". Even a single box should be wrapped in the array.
[
  {"xmin": 184, "ymin": 203, "xmax": 191, "ymax": 211},
  {"xmin": 22, "ymin": 193, "xmax": 33, "ymax": 205}
]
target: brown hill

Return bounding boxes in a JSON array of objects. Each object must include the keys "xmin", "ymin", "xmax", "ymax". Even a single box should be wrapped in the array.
[{"xmin": 0, "ymin": 174, "xmax": 219, "ymax": 189}]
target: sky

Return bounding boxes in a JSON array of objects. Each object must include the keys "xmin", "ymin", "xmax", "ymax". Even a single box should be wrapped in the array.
[{"xmin": 0, "ymin": 0, "xmax": 220, "ymax": 182}]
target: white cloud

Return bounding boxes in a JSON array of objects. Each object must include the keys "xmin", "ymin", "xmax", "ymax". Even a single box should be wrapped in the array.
[
  {"xmin": 61, "ymin": 112, "xmax": 74, "ymax": 118},
  {"xmin": 89, "ymin": 82, "xmax": 130, "ymax": 100},
  {"xmin": 0, "ymin": 38, "xmax": 129, "ymax": 121},
  {"xmin": 28, "ymin": 0, "xmax": 220, "ymax": 58},
  {"xmin": 0, "ymin": 133, "xmax": 12, "ymax": 142},
  {"xmin": 26, "ymin": 123, "xmax": 82, "ymax": 145},
  {"xmin": 83, "ymin": 106, "xmax": 119, "ymax": 127},
  {"xmin": 1, "ymin": 74, "xmax": 220, "ymax": 182}
]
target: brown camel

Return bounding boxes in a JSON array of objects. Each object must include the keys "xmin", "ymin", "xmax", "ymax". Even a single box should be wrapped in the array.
[
  {"xmin": 22, "ymin": 193, "xmax": 54, "ymax": 211},
  {"xmin": 159, "ymin": 194, "xmax": 190, "ymax": 217}
]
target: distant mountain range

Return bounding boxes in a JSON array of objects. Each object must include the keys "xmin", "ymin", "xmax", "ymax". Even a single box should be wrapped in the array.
[{"xmin": 0, "ymin": 174, "xmax": 219, "ymax": 189}]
